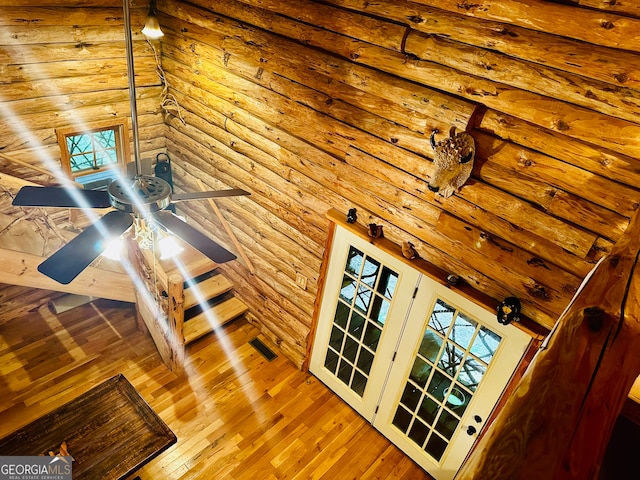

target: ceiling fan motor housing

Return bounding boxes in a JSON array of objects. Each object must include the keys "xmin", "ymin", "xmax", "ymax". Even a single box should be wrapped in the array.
[{"xmin": 108, "ymin": 175, "xmax": 172, "ymax": 213}]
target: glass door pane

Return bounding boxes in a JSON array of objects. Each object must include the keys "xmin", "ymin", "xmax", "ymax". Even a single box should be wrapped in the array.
[
  {"xmin": 375, "ymin": 279, "xmax": 531, "ymax": 480},
  {"xmin": 310, "ymin": 226, "xmax": 421, "ymax": 421},
  {"xmin": 324, "ymin": 246, "xmax": 398, "ymax": 397},
  {"xmin": 392, "ymin": 298, "xmax": 502, "ymax": 462}
]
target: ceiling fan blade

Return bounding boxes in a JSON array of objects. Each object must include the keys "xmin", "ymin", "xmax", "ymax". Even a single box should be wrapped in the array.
[
  {"xmin": 37, "ymin": 211, "xmax": 133, "ymax": 284},
  {"xmin": 152, "ymin": 211, "xmax": 236, "ymax": 264},
  {"xmin": 170, "ymin": 188, "xmax": 250, "ymax": 203},
  {"xmin": 12, "ymin": 185, "xmax": 112, "ymax": 209}
]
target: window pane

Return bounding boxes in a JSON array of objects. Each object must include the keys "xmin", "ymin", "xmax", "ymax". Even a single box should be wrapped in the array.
[
  {"xmin": 361, "ymin": 256, "xmax": 380, "ymax": 287},
  {"xmin": 470, "ymin": 327, "xmax": 502, "ymax": 363},
  {"xmin": 352, "ymin": 370, "xmax": 367, "ymax": 397},
  {"xmin": 324, "ymin": 349, "xmax": 339, "ymax": 373},
  {"xmin": 458, "ymin": 357, "xmax": 486, "ymax": 392},
  {"xmin": 337, "ymin": 359, "xmax": 352, "ymax": 385},
  {"xmin": 343, "ymin": 336, "xmax": 358, "ymax": 363},
  {"xmin": 451, "ymin": 312, "xmax": 477, "ymax": 350},
  {"xmin": 444, "ymin": 386, "xmax": 466, "ymax": 410},
  {"xmin": 335, "ymin": 301, "xmax": 350, "ymax": 329},
  {"xmin": 356, "ymin": 348, "xmax": 374, "ymax": 375},
  {"xmin": 417, "ymin": 396, "xmax": 439, "ymax": 426},
  {"xmin": 346, "ymin": 247, "xmax": 364, "ymax": 277},
  {"xmin": 363, "ymin": 322, "xmax": 382, "ymax": 351},
  {"xmin": 427, "ymin": 370, "xmax": 451, "ymax": 402},
  {"xmin": 354, "ymin": 285, "xmax": 372, "ymax": 314},
  {"xmin": 435, "ymin": 409, "xmax": 460, "ymax": 440},
  {"xmin": 348, "ymin": 311, "xmax": 366, "ymax": 340},
  {"xmin": 95, "ymin": 148, "xmax": 117, "ymax": 167},
  {"xmin": 425, "ymin": 433, "xmax": 448, "ymax": 461},
  {"xmin": 418, "ymin": 330, "xmax": 442, "ymax": 363},
  {"xmin": 393, "ymin": 406, "xmax": 412, "ymax": 432},
  {"xmin": 429, "ymin": 299, "xmax": 456, "ymax": 334},
  {"xmin": 446, "ymin": 384, "xmax": 470, "ymax": 415},
  {"xmin": 437, "ymin": 341, "xmax": 464, "ymax": 377},
  {"xmin": 340, "ymin": 274, "xmax": 357, "ymax": 305},
  {"xmin": 370, "ymin": 295, "xmax": 389, "ymax": 326},
  {"xmin": 409, "ymin": 419, "xmax": 430, "ymax": 446},
  {"xmin": 377, "ymin": 266, "xmax": 397, "ymax": 298},
  {"xmin": 71, "ymin": 152, "xmax": 94, "ymax": 172},
  {"xmin": 329, "ymin": 325, "xmax": 344, "ymax": 353},
  {"xmin": 400, "ymin": 383, "xmax": 422, "ymax": 411},
  {"xmin": 67, "ymin": 129, "xmax": 118, "ymax": 174},
  {"xmin": 95, "ymin": 129, "xmax": 114, "ymax": 147},
  {"xmin": 410, "ymin": 357, "xmax": 432, "ymax": 387}
]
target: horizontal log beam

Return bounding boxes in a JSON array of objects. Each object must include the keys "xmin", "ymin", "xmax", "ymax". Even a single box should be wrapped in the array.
[
  {"xmin": 404, "ymin": 30, "xmax": 640, "ymax": 124},
  {"xmin": 325, "ymin": 0, "xmax": 640, "ymax": 91},
  {"xmin": 406, "ymin": 0, "xmax": 640, "ymax": 52},
  {"xmin": 0, "ymin": 247, "xmax": 135, "ymax": 303}
]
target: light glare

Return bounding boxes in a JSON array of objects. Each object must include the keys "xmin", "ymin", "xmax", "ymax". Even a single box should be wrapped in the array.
[
  {"xmin": 159, "ymin": 235, "xmax": 184, "ymax": 259},
  {"xmin": 102, "ymin": 237, "xmax": 124, "ymax": 260}
]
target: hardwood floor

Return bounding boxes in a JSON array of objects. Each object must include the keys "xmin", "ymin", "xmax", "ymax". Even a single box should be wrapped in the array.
[{"xmin": 0, "ymin": 285, "xmax": 432, "ymax": 480}]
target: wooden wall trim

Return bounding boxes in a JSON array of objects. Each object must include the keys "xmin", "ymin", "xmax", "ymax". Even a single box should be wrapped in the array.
[{"xmin": 302, "ymin": 221, "xmax": 336, "ymax": 372}]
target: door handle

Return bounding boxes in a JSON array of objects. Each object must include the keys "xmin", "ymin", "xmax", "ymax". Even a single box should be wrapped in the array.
[{"xmin": 466, "ymin": 425, "xmax": 477, "ymax": 436}]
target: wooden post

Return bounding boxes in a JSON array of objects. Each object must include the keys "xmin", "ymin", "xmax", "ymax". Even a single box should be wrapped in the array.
[
  {"xmin": 127, "ymin": 236, "xmax": 185, "ymax": 374},
  {"xmin": 456, "ymin": 210, "xmax": 640, "ymax": 479},
  {"xmin": 167, "ymin": 273, "xmax": 185, "ymax": 372}
]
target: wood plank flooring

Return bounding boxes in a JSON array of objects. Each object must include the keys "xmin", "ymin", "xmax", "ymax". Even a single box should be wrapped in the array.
[{"xmin": 0, "ymin": 285, "xmax": 432, "ymax": 480}]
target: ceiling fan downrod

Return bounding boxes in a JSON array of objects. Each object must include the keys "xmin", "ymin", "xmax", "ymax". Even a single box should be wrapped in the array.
[
  {"xmin": 116, "ymin": 0, "xmax": 174, "ymax": 214},
  {"xmin": 123, "ymin": 0, "xmax": 143, "ymax": 179}
]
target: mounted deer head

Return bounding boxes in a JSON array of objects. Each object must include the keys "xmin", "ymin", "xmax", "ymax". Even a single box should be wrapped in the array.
[{"xmin": 428, "ymin": 127, "xmax": 475, "ymax": 198}]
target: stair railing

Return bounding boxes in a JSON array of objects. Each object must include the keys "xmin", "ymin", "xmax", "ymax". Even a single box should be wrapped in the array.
[{"xmin": 128, "ymin": 236, "xmax": 186, "ymax": 372}]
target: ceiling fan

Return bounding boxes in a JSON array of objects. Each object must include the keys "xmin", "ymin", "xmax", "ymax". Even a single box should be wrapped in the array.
[{"xmin": 11, "ymin": 0, "xmax": 249, "ymax": 285}]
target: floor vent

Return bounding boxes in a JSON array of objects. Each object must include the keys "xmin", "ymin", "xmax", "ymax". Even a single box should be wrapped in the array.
[{"xmin": 249, "ymin": 338, "xmax": 277, "ymax": 361}]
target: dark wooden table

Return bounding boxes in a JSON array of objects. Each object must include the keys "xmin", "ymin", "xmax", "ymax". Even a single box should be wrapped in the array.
[{"xmin": 0, "ymin": 374, "xmax": 176, "ymax": 479}]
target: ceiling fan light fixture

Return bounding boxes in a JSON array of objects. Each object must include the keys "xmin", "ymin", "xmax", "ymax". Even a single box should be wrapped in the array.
[{"xmin": 141, "ymin": 1, "xmax": 164, "ymax": 39}]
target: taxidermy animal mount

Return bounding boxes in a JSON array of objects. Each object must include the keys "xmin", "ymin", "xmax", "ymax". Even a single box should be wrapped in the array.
[{"xmin": 428, "ymin": 126, "xmax": 475, "ymax": 198}]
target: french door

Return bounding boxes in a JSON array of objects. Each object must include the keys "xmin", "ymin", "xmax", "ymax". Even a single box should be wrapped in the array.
[{"xmin": 310, "ymin": 226, "xmax": 531, "ymax": 479}]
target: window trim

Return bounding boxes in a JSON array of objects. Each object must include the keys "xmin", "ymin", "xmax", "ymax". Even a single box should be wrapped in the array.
[{"xmin": 56, "ymin": 119, "xmax": 131, "ymax": 180}]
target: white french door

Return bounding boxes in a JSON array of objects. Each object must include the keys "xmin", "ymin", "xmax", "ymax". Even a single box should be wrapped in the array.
[
  {"xmin": 310, "ymin": 227, "xmax": 421, "ymax": 420},
  {"xmin": 310, "ymin": 226, "xmax": 531, "ymax": 480}
]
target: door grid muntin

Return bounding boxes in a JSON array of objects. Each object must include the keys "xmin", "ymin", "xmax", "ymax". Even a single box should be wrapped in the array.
[
  {"xmin": 323, "ymin": 246, "xmax": 398, "ymax": 397},
  {"xmin": 391, "ymin": 297, "xmax": 502, "ymax": 462}
]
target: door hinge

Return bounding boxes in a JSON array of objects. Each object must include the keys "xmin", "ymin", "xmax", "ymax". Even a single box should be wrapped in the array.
[
  {"xmin": 392, "ymin": 351, "xmax": 397, "ymax": 362},
  {"xmin": 374, "ymin": 405, "xmax": 379, "ymax": 414},
  {"xmin": 412, "ymin": 286, "xmax": 418, "ymax": 298}
]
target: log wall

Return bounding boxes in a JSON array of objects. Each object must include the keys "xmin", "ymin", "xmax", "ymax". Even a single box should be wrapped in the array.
[
  {"xmin": 3, "ymin": 0, "xmax": 640, "ymax": 370},
  {"xmin": 155, "ymin": 0, "xmax": 640, "ymax": 368}
]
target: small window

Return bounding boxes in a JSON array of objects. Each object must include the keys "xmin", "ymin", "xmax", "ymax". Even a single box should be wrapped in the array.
[
  {"xmin": 57, "ymin": 120, "xmax": 130, "ymax": 189},
  {"xmin": 67, "ymin": 129, "xmax": 118, "ymax": 173}
]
